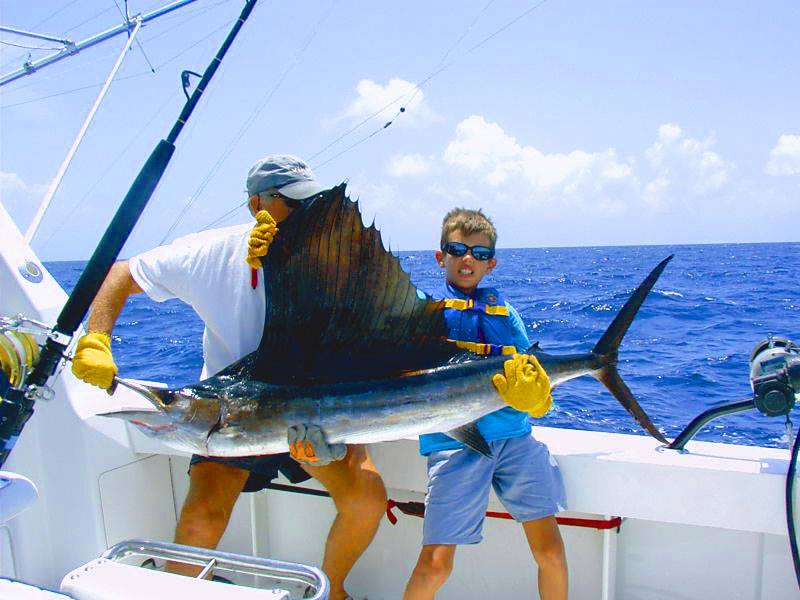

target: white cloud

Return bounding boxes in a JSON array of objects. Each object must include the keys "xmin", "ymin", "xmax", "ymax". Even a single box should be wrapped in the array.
[
  {"xmin": 337, "ymin": 78, "xmax": 436, "ymax": 128},
  {"xmin": 642, "ymin": 123, "xmax": 732, "ymax": 206},
  {"xmin": 387, "ymin": 153, "xmax": 432, "ymax": 177},
  {"xmin": 0, "ymin": 171, "xmax": 29, "ymax": 194},
  {"xmin": 442, "ymin": 115, "xmax": 634, "ymax": 199},
  {"xmin": 0, "ymin": 170, "xmax": 46, "ymax": 231},
  {"xmin": 765, "ymin": 134, "xmax": 800, "ymax": 176}
]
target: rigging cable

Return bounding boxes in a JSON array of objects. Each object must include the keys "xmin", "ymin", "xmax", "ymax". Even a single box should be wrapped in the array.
[
  {"xmin": 113, "ymin": 0, "xmax": 156, "ymax": 73},
  {"xmin": 0, "ymin": 2, "xmax": 234, "ymax": 105},
  {"xmin": 0, "ymin": 40, "xmax": 62, "ymax": 51},
  {"xmin": 309, "ymin": 0, "xmax": 550, "ymax": 170},
  {"xmin": 159, "ymin": 0, "xmax": 336, "ymax": 244},
  {"xmin": 0, "ymin": 3, "xmax": 118, "ymax": 69},
  {"xmin": 307, "ymin": 0, "xmax": 497, "ymax": 165}
]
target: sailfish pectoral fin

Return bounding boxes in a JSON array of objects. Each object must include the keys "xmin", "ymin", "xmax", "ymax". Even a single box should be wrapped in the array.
[{"xmin": 445, "ymin": 422, "xmax": 492, "ymax": 457}]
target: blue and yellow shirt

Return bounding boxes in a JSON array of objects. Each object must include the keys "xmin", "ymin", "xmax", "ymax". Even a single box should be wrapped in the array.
[{"xmin": 419, "ymin": 282, "xmax": 532, "ymax": 455}]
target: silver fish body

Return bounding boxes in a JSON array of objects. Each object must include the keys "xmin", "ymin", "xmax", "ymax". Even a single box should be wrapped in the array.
[{"xmin": 110, "ymin": 349, "xmax": 613, "ymax": 457}]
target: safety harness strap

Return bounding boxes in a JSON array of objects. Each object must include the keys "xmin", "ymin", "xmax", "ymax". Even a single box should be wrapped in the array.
[
  {"xmin": 450, "ymin": 339, "xmax": 517, "ymax": 356},
  {"xmin": 442, "ymin": 298, "xmax": 509, "ymax": 317}
]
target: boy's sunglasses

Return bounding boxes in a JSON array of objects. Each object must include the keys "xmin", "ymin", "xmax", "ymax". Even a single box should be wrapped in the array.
[{"xmin": 442, "ymin": 241, "xmax": 495, "ymax": 261}]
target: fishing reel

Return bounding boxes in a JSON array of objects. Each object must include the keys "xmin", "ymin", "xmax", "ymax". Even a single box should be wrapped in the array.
[
  {"xmin": 749, "ymin": 336, "xmax": 800, "ymax": 417},
  {"xmin": 669, "ymin": 335, "xmax": 800, "ymax": 451},
  {"xmin": 0, "ymin": 315, "xmax": 53, "ymax": 466},
  {"xmin": 0, "ymin": 317, "xmax": 42, "ymax": 392}
]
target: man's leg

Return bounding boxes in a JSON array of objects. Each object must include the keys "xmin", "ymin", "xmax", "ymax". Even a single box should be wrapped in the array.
[
  {"xmin": 403, "ymin": 544, "xmax": 456, "ymax": 600},
  {"xmin": 522, "ymin": 516, "xmax": 568, "ymax": 600},
  {"xmin": 168, "ymin": 460, "xmax": 249, "ymax": 576},
  {"xmin": 302, "ymin": 444, "xmax": 387, "ymax": 600}
]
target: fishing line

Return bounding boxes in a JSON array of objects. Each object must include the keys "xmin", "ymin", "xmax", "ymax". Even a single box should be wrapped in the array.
[
  {"xmin": 198, "ymin": 199, "xmax": 249, "ymax": 231},
  {"xmin": 307, "ymin": 0, "xmax": 497, "ymax": 165},
  {"xmin": 164, "ymin": 0, "xmax": 336, "ymax": 242},
  {"xmin": 309, "ymin": 0, "xmax": 550, "ymax": 170},
  {"xmin": 31, "ymin": 0, "xmax": 84, "ymax": 31}
]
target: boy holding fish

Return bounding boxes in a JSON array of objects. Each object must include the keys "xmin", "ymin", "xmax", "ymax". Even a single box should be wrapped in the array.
[{"xmin": 403, "ymin": 208, "xmax": 568, "ymax": 600}]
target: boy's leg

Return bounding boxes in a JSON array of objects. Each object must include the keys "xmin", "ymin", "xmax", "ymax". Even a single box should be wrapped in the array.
[
  {"xmin": 403, "ymin": 544, "xmax": 456, "ymax": 600},
  {"xmin": 522, "ymin": 516, "xmax": 568, "ymax": 600},
  {"xmin": 169, "ymin": 460, "xmax": 250, "ymax": 575},
  {"xmin": 403, "ymin": 448, "xmax": 493, "ymax": 600},
  {"xmin": 491, "ymin": 435, "xmax": 568, "ymax": 599},
  {"xmin": 302, "ymin": 444, "xmax": 387, "ymax": 600}
]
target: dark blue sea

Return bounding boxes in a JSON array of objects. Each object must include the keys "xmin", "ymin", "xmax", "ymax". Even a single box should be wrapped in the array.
[{"xmin": 47, "ymin": 242, "xmax": 799, "ymax": 448}]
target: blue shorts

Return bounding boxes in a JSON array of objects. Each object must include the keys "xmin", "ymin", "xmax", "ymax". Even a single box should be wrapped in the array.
[
  {"xmin": 423, "ymin": 434, "xmax": 566, "ymax": 545},
  {"xmin": 190, "ymin": 453, "xmax": 311, "ymax": 493}
]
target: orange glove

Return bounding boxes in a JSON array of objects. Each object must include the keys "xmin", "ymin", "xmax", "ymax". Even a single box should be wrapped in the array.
[
  {"xmin": 71, "ymin": 331, "xmax": 118, "ymax": 390},
  {"xmin": 491, "ymin": 354, "xmax": 552, "ymax": 418},
  {"xmin": 246, "ymin": 210, "xmax": 278, "ymax": 269}
]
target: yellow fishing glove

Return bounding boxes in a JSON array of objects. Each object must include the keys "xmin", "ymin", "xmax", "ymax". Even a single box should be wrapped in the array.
[
  {"xmin": 246, "ymin": 210, "xmax": 278, "ymax": 269},
  {"xmin": 491, "ymin": 354, "xmax": 553, "ymax": 418},
  {"xmin": 71, "ymin": 331, "xmax": 118, "ymax": 390}
]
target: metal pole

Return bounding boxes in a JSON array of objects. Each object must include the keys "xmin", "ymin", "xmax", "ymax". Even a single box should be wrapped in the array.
[
  {"xmin": 0, "ymin": 25, "xmax": 72, "ymax": 45},
  {"xmin": 0, "ymin": 0, "xmax": 198, "ymax": 87},
  {"xmin": 24, "ymin": 17, "xmax": 143, "ymax": 244},
  {"xmin": 667, "ymin": 399, "xmax": 755, "ymax": 451}
]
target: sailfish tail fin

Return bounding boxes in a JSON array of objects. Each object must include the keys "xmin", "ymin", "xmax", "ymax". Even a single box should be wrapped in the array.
[{"xmin": 590, "ymin": 255, "xmax": 673, "ymax": 444}]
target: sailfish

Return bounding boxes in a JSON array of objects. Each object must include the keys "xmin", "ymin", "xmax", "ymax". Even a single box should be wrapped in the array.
[{"xmin": 104, "ymin": 184, "xmax": 670, "ymax": 456}]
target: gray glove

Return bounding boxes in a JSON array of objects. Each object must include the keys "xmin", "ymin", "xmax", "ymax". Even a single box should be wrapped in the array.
[{"xmin": 287, "ymin": 424, "xmax": 347, "ymax": 466}]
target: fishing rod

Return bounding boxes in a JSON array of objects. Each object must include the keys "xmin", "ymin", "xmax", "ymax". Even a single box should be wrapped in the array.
[{"xmin": 0, "ymin": 0, "xmax": 260, "ymax": 469}]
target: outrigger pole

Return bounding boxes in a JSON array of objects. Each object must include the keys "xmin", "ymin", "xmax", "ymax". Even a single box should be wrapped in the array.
[
  {"xmin": 23, "ymin": 17, "xmax": 144, "ymax": 244},
  {"xmin": 0, "ymin": 0, "xmax": 199, "ymax": 87},
  {"xmin": 0, "ymin": 0, "xmax": 259, "ymax": 468}
]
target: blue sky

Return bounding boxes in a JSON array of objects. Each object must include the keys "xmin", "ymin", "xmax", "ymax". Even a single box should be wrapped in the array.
[{"xmin": 1, "ymin": 0, "xmax": 798, "ymax": 261}]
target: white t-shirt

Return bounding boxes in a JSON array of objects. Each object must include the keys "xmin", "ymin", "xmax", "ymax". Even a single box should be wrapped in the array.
[{"xmin": 129, "ymin": 223, "xmax": 265, "ymax": 379}]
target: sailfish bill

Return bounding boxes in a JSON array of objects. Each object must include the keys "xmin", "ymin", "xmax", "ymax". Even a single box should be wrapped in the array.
[{"xmin": 99, "ymin": 185, "xmax": 670, "ymax": 456}]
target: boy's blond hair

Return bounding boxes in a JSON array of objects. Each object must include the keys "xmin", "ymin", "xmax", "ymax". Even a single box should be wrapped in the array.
[{"xmin": 439, "ymin": 208, "xmax": 497, "ymax": 249}]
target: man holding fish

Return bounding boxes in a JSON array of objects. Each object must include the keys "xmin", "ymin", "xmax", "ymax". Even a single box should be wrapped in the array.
[{"xmin": 71, "ymin": 155, "xmax": 388, "ymax": 600}]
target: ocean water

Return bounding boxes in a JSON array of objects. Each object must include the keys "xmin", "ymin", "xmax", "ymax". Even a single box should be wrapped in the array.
[{"xmin": 46, "ymin": 242, "xmax": 799, "ymax": 448}]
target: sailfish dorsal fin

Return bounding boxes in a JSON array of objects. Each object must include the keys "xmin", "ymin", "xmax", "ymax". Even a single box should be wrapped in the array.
[{"xmin": 252, "ymin": 184, "xmax": 465, "ymax": 382}]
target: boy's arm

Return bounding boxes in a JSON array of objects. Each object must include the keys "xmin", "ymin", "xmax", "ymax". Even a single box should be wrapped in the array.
[{"xmin": 506, "ymin": 303, "xmax": 531, "ymax": 352}]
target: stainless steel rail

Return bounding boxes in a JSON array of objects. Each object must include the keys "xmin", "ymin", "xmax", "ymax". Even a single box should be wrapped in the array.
[{"xmin": 102, "ymin": 539, "xmax": 329, "ymax": 599}]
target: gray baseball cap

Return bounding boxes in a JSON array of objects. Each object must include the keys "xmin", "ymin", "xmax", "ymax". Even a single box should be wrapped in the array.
[{"xmin": 246, "ymin": 154, "xmax": 326, "ymax": 200}]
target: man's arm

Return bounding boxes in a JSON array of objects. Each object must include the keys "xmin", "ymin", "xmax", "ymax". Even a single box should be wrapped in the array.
[
  {"xmin": 86, "ymin": 260, "xmax": 143, "ymax": 333},
  {"xmin": 72, "ymin": 261, "xmax": 143, "ymax": 389}
]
